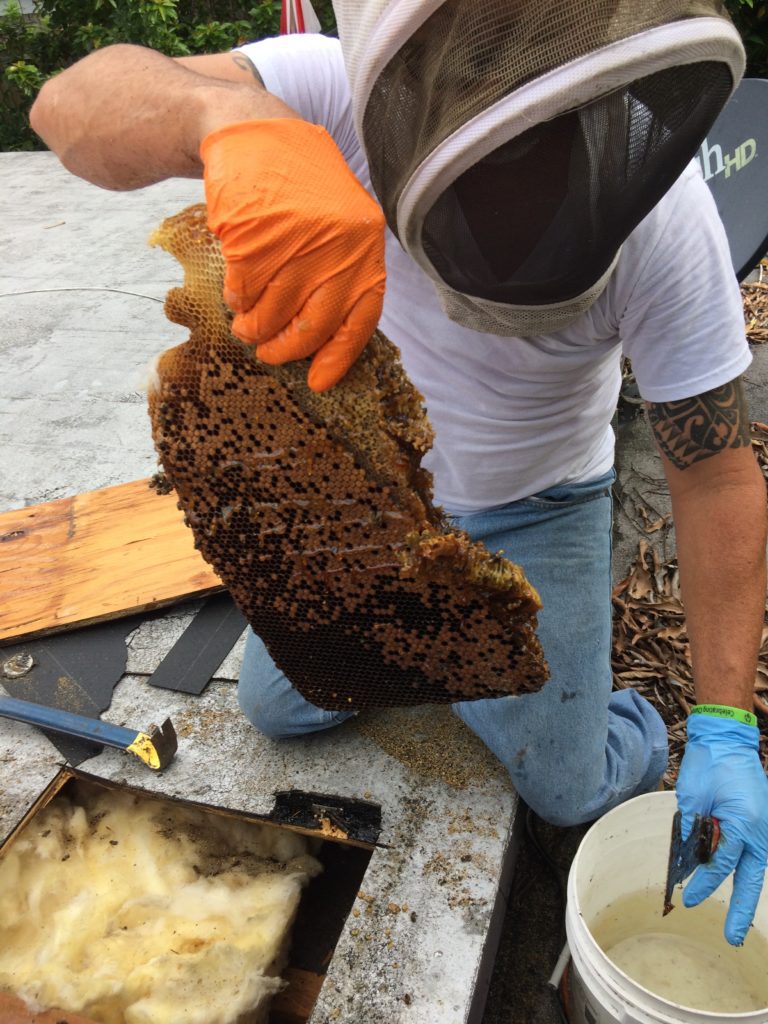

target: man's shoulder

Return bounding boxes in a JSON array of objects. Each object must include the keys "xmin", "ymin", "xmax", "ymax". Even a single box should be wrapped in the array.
[
  {"xmin": 611, "ymin": 162, "xmax": 729, "ymax": 309},
  {"xmin": 625, "ymin": 163, "xmax": 717, "ymax": 264},
  {"xmin": 237, "ymin": 34, "xmax": 361, "ymax": 167},
  {"xmin": 590, "ymin": 161, "xmax": 739, "ymax": 351},
  {"xmin": 238, "ymin": 32, "xmax": 343, "ymax": 69}
]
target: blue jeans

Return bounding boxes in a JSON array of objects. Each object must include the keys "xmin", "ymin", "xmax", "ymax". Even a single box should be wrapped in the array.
[{"xmin": 238, "ymin": 470, "xmax": 668, "ymax": 826}]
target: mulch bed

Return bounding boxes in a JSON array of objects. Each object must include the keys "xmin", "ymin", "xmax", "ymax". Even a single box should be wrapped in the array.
[{"xmin": 743, "ymin": 271, "xmax": 768, "ymax": 346}]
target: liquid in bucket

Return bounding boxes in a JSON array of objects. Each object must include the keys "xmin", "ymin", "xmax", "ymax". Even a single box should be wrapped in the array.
[
  {"xmin": 589, "ymin": 888, "xmax": 768, "ymax": 1014},
  {"xmin": 567, "ymin": 793, "xmax": 768, "ymax": 1024}
]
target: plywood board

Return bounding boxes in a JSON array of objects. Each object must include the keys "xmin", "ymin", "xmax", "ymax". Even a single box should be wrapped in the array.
[
  {"xmin": 0, "ymin": 991, "xmax": 100, "ymax": 1023},
  {"xmin": 0, "ymin": 480, "xmax": 223, "ymax": 644},
  {"xmin": 271, "ymin": 968, "xmax": 326, "ymax": 1023}
]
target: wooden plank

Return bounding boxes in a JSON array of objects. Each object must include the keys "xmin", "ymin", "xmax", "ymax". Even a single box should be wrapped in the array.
[
  {"xmin": 0, "ymin": 991, "xmax": 100, "ymax": 1023},
  {"xmin": 0, "ymin": 480, "xmax": 223, "ymax": 644},
  {"xmin": 0, "ymin": 973, "xmax": 324, "ymax": 1024},
  {"xmin": 270, "ymin": 967, "xmax": 325, "ymax": 1023}
]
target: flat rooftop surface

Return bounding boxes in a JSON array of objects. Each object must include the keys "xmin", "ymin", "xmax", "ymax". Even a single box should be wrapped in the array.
[{"xmin": 0, "ymin": 152, "xmax": 523, "ymax": 1024}]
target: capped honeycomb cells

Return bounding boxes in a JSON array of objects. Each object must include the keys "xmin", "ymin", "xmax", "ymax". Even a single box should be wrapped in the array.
[{"xmin": 147, "ymin": 205, "xmax": 548, "ymax": 710}]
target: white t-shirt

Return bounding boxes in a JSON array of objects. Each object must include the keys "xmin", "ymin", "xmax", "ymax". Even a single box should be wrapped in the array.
[{"xmin": 239, "ymin": 35, "xmax": 751, "ymax": 515}]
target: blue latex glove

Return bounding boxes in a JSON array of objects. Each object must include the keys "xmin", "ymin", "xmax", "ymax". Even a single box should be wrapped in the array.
[{"xmin": 676, "ymin": 714, "xmax": 768, "ymax": 945}]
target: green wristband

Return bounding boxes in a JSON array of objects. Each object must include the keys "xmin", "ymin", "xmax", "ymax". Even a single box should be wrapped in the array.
[{"xmin": 690, "ymin": 704, "xmax": 758, "ymax": 728}]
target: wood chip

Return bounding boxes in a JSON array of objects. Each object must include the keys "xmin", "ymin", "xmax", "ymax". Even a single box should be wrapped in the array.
[{"xmin": 743, "ymin": 266, "xmax": 768, "ymax": 346}]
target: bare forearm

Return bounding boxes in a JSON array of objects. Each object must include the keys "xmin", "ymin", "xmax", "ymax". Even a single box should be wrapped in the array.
[
  {"xmin": 29, "ymin": 44, "xmax": 296, "ymax": 190},
  {"xmin": 672, "ymin": 457, "xmax": 766, "ymax": 710},
  {"xmin": 648, "ymin": 378, "xmax": 767, "ymax": 711}
]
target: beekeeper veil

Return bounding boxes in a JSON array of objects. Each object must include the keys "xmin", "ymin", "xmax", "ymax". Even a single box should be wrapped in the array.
[{"xmin": 332, "ymin": 2, "xmax": 745, "ymax": 336}]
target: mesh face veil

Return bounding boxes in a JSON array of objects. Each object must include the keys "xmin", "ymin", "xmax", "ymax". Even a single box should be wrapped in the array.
[{"xmin": 332, "ymin": 1, "xmax": 745, "ymax": 336}]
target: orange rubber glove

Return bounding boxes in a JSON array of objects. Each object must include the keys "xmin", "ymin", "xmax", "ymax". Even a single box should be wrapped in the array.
[{"xmin": 200, "ymin": 119, "xmax": 386, "ymax": 391}]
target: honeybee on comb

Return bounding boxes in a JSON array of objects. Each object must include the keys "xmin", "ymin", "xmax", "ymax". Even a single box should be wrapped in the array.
[{"xmin": 146, "ymin": 205, "xmax": 548, "ymax": 710}]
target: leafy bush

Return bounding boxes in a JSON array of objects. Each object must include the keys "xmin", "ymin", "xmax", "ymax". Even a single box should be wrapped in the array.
[
  {"xmin": 1, "ymin": 0, "xmax": 766, "ymax": 152},
  {"xmin": 727, "ymin": 0, "xmax": 768, "ymax": 77},
  {"xmin": 0, "ymin": 0, "xmax": 336, "ymax": 151}
]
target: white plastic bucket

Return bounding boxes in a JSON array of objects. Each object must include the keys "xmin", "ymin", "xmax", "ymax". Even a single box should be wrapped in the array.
[{"xmin": 565, "ymin": 791, "xmax": 768, "ymax": 1024}]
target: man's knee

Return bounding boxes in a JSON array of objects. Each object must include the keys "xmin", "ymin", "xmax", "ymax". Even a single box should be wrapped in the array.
[
  {"xmin": 523, "ymin": 782, "xmax": 616, "ymax": 828},
  {"xmin": 237, "ymin": 629, "xmax": 354, "ymax": 738},
  {"xmin": 237, "ymin": 683, "xmax": 354, "ymax": 739},
  {"xmin": 237, "ymin": 631, "xmax": 305, "ymax": 738},
  {"xmin": 237, "ymin": 684, "xmax": 296, "ymax": 739}
]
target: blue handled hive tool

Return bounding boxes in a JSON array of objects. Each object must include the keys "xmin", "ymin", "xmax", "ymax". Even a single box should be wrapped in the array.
[{"xmin": 0, "ymin": 694, "xmax": 177, "ymax": 770}]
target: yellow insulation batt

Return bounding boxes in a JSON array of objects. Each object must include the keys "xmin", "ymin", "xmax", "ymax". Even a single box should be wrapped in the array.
[{"xmin": 0, "ymin": 787, "xmax": 322, "ymax": 1024}]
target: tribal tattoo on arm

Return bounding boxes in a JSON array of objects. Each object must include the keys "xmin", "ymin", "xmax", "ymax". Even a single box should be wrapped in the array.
[
  {"xmin": 645, "ymin": 378, "xmax": 751, "ymax": 471},
  {"xmin": 231, "ymin": 53, "xmax": 265, "ymax": 88}
]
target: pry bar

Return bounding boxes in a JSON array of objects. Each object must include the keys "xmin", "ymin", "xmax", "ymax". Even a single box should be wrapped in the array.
[{"xmin": 0, "ymin": 695, "xmax": 177, "ymax": 770}]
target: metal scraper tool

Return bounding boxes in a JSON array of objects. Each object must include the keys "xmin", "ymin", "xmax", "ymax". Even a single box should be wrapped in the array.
[
  {"xmin": 0, "ymin": 694, "xmax": 177, "ymax": 770},
  {"xmin": 663, "ymin": 809, "xmax": 720, "ymax": 915}
]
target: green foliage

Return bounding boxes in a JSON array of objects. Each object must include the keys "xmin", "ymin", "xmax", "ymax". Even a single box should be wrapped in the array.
[
  {"xmin": 725, "ymin": 0, "xmax": 768, "ymax": 77},
  {"xmin": 2, "ymin": 1, "xmax": 765, "ymax": 153},
  {"xmin": 0, "ymin": 0, "xmax": 337, "ymax": 151}
]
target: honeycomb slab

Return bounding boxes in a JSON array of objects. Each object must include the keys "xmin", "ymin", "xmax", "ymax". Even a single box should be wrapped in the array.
[{"xmin": 147, "ymin": 206, "xmax": 548, "ymax": 710}]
